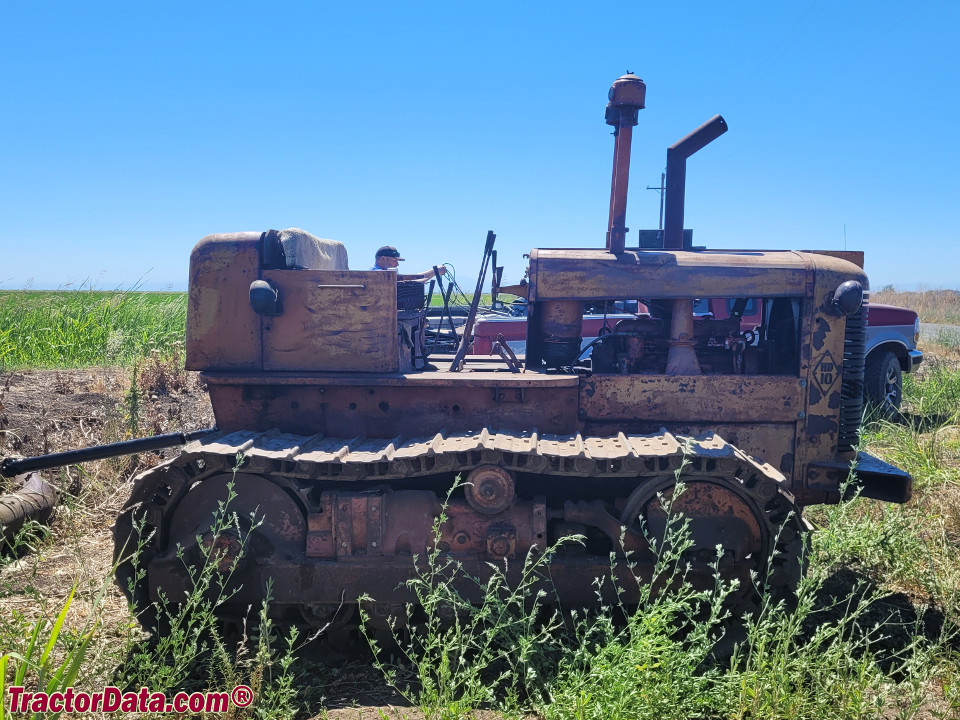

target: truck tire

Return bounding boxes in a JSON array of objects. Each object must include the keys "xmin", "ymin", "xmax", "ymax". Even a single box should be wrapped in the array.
[{"xmin": 864, "ymin": 350, "xmax": 902, "ymax": 419}]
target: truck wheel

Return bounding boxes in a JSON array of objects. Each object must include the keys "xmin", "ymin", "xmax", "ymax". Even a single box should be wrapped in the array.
[{"xmin": 865, "ymin": 350, "xmax": 902, "ymax": 419}]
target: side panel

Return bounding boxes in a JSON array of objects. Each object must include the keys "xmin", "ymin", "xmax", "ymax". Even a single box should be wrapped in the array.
[
  {"xmin": 204, "ymin": 380, "xmax": 580, "ymax": 436},
  {"xmin": 185, "ymin": 233, "xmax": 262, "ymax": 371},
  {"xmin": 579, "ymin": 375, "xmax": 803, "ymax": 423},
  {"xmin": 530, "ymin": 250, "xmax": 809, "ymax": 300},
  {"xmin": 262, "ymin": 270, "xmax": 399, "ymax": 372}
]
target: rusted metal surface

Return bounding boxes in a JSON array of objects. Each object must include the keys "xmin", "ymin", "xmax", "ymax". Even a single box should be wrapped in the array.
[
  {"xmin": 490, "ymin": 334, "xmax": 523, "ymax": 372},
  {"xmin": 800, "ymin": 250, "xmax": 864, "ymax": 268},
  {"xmin": 104, "ymin": 75, "xmax": 912, "ymax": 633},
  {"xmin": 579, "ymin": 375, "xmax": 804, "ymax": 423},
  {"xmin": 450, "ymin": 231, "xmax": 497, "ymax": 372},
  {"xmin": 175, "ymin": 427, "xmax": 772, "ymax": 481},
  {"xmin": 665, "ymin": 298, "xmax": 701, "ymax": 375},
  {"xmin": 604, "ymin": 74, "xmax": 646, "ymax": 254},
  {"xmin": 203, "ymin": 374, "xmax": 580, "ymax": 436},
  {"xmin": 261, "ymin": 269, "xmax": 398, "ymax": 372},
  {"xmin": 539, "ymin": 300, "xmax": 583, "ymax": 367},
  {"xmin": 792, "ymin": 258, "xmax": 870, "ymax": 491},
  {"xmin": 0, "ymin": 473, "xmax": 56, "ymax": 550},
  {"xmin": 464, "ymin": 465, "xmax": 516, "ymax": 515},
  {"xmin": 166, "ymin": 472, "xmax": 306, "ymax": 558},
  {"xmin": 186, "ymin": 232, "xmax": 263, "ymax": 371},
  {"xmin": 528, "ymin": 248, "xmax": 811, "ymax": 301},
  {"xmin": 625, "ymin": 476, "xmax": 763, "ymax": 561}
]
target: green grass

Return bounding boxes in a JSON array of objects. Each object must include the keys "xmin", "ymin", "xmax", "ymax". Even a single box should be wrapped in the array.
[
  {"xmin": 361, "ymin": 467, "xmax": 960, "ymax": 720},
  {"xmin": 0, "ymin": 290, "xmax": 187, "ymax": 370},
  {"xmin": 352, "ymin": 341, "xmax": 960, "ymax": 719}
]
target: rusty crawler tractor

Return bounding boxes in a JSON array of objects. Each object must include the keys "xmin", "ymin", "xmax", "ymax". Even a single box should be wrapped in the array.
[{"xmin": 0, "ymin": 75, "xmax": 913, "ymax": 629}]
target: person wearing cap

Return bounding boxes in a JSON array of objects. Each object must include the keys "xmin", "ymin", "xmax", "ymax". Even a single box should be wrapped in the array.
[{"xmin": 371, "ymin": 246, "xmax": 446, "ymax": 281}]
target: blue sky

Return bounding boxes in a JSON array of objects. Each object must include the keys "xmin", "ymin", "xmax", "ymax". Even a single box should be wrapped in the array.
[{"xmin": 2, "ymin": 1, "xmax": 957, "ymax": 292}]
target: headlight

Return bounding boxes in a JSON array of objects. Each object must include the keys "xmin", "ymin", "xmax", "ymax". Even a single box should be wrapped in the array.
[{"xmin": 831, "ymin": 280, "xmax": 864, "ymax": 317}]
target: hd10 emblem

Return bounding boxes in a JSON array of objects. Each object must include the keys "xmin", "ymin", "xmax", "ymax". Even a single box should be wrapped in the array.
[{"xmin": 812, "ymin": 350, "xmax": 839, "ymax": 399}]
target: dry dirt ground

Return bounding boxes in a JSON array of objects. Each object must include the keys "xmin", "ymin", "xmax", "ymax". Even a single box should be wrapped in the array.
[
  {"xmin": 0, "ymin": 368, "xmax": 217, "ymax": 688},
  {"xmin": 0, "ymin": 367, "xmax": 216, "ymax": 614},
  {"xmin": 0, "ymin": 369, "xmax": 511, "ymax": 719}
]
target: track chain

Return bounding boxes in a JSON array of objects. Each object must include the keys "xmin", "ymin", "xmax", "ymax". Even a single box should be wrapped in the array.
[
  {"xmin": 168, "ymin": 426, "xmax": 792, "ymax": 483},
  {"xmin": 114, "ymin": 426, "xmax": 808, "ymax": 627}
]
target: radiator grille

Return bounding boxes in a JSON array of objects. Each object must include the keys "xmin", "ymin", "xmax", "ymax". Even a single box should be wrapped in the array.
[{"xmin": 838, "ymin": 296, "xmax": 867, "ymax": 453}]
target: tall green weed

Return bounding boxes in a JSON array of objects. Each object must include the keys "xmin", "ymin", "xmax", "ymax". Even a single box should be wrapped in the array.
[
  {"xmin": 0, "ymin": 586, "xmax": 100, "ymax": 720},
  {"xmin": 361, "ymin": 481, "xmax": 572, "ymax": 719},
  {"xmin": 117, "ymin": 463, "xmax": 303, "ymax": 718},
  {"xmin": 0, "ymin": 290, "xmax": 186, "ymax": 370}
]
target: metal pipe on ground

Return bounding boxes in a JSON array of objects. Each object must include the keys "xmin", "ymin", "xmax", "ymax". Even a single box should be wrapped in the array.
[{"xmin": 0, "ymin": 473, "xmax": 57, "ymax": 550}]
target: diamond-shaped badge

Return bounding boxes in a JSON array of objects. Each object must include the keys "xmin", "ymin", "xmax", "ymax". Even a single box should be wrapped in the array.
[{"xmin": 812, "ymin": 350, "xmax": 839, "ymax": 398}]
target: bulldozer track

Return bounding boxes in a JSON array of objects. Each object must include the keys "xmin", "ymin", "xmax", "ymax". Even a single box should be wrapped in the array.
[
  {"xmin": 173, "ymin": 426, "xmax": 790, "ymax": 483},
  {"xmin": 114, "ymin": 426, "xmax": 807, "ymax": 629}
]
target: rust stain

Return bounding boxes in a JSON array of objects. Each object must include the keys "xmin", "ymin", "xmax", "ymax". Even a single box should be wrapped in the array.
[
  {"xmin": 779, "ymin": 452, "xmax": 794, "ymax": 475},
  {"xmin": 806, "ymin": 414, "xmax": 838, "ymax": 434},
  {"xmin": 812, "ymin": 317, "xmax": 830, "ymax": 351}
]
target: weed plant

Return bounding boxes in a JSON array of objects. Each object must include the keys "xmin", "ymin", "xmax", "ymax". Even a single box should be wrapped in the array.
[
  {"xmin": 118, "ymin": 478, "xmax": 258, "ymax": 693},
  {"xmin": 542, "ymin": 482, "xmax": 735, "ymax": 720},
  {"xmin": 0, "ymin": 586, "xmax": 99, "ymax": 720},
  {"xmin": 361, "ymin": 481, "xmax": 574, "ymax": 719},
  {"xmin": 117, "ymin": 464, "xmax": 304, "ymax": 718},
  {"xmin": 0, "ymin": 518, "xmax": 50, "ymax": 558},
  {"xmin": 363, "ymin": 469, "xmax": 959, "ymax": 720},
  {"xmin": 904, "ymin": 357, "xmax": 960, "ymax": 426}
]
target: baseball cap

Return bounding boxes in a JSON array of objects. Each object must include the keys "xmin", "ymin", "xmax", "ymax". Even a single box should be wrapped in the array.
[{"xmin": 375, "ymin": 245, "xmax": 404, "ymax": 260}]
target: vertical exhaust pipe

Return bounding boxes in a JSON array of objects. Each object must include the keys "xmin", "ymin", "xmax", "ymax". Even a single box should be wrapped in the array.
[
  {"xmin": 662, "ymin": 114, "xmax": 726, "ymax": 375},
  {"xmin": 605, "ymin": 74, "xmax": 646, "ymax": 254},
  {"xmin": 663, "ymin": 115, "xmax": 727, "ymax": 249}
]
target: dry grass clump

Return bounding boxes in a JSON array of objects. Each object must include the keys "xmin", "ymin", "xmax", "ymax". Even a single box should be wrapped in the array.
[
  {"xmin": 134, "ymin": 343, "xmax": 187, "ymax": 396},
  {"xmin": 871, "ymin": 288, "xmax": 960, "ymax": 325}
]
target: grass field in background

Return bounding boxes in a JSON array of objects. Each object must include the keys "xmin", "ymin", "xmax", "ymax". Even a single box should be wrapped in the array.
[
  {"xmin": 0, "ymin": 289, "xmax": 503, "ymax": 371},
  {"xmin": 0, "ymin": 290, "xmax": 187, "ymax": 370},
  {"xmin": 871, "ymin": 288, "xmax": 960, "ymax": 325}
]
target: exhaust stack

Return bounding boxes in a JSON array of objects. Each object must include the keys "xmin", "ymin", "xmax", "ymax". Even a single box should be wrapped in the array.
[
  {"xmin": 663, "ymin": 115, "xmax": 727, "ymax": 249},
  {"xmin": 605, "ymin": 74, "xmax": 646, "ymax": 254}
]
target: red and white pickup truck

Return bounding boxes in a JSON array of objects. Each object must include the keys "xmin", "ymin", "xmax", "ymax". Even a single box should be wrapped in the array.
[{"xmin": 472, "ymin": 298, "xmax": 922, "ymax": 417}]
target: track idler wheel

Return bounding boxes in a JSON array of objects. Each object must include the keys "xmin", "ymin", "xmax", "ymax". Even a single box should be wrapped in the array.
[
  {"xmin": 115, "ymin": 466, "xmax": 308, "ymax": 630},
  {"xmin": 620, "ymin": 470, "xmax": 807, "ymax": 602}
]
